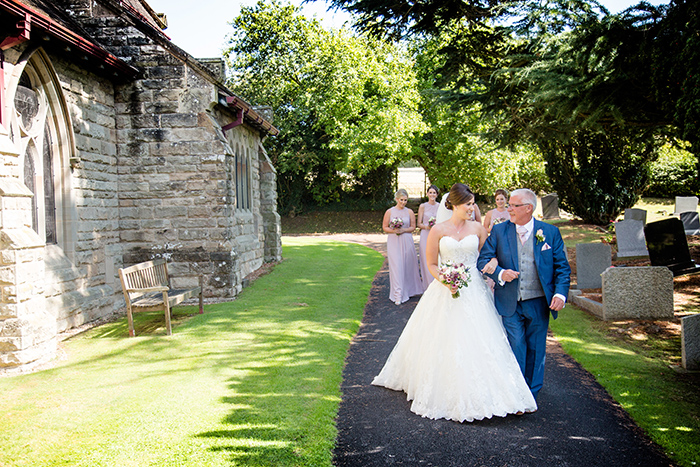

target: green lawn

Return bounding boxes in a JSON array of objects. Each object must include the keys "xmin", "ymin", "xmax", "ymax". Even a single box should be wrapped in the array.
[{"xmin": 0, "ymin": 238, "xmax": 384, "ymax": 467}]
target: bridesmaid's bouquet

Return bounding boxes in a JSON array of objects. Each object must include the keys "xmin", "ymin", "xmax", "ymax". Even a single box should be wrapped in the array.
[
  {"xmin": 389, "ymin": 217, "xmax": 403, "ymax": 234},
  {"xmin": 492, "ymin": 217, "xmax": 507, "ymax": 226},
  {"xmin": 438, "ymin": 261, "xmax": 471, "ymax": 299},
  {"xmin": 428, "ymin": 216, "xmax": 436, "ymax": 228}
]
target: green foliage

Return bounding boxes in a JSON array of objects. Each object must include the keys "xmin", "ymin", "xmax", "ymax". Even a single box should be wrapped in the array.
[
  {"xmin": 0, "ymin": 239, "xmax": 384, "ymax": 467},
  {"xmin": 326, "ymin": 0, "xmax": 700, "ymax": 219},
  {"xmin": 645, "ymin": 141, "xmax": 700, "ymax": 197},
  {"xmin": 409, "ymin": 31, "xmax": 548, "ymax": 197},
  {"xmin": 649, "ymin": 0, "xmax": 700, "ymax": 154},
  {"xmin": 512, "ymin": 148, "xmax": 551, "ymax": 195},
  {"xmin": 325, "ymin": 0, "xmax": 500, "ymax": 41},
  {"xmin": 225, "ymin": 0, "xmax": 423, "ymax": 214},
  {"xmin": 540, "ymin": 129, "xmax": 655, "ymax": 225}
]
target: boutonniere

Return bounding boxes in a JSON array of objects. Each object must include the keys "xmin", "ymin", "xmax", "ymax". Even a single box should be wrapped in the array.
[{"xmin": 535, "ymin": 229, "xmax": 545, "ymax": 243}]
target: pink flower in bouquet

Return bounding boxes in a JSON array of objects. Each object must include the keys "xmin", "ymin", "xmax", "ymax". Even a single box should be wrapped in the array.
[
  {"xmin": 389, "ymin": 217, "xmax": 404, "ymax": 235},
  {"xmin": 437, "ymin": 261, "xmax": 472, "ymax": 298},
  {"xmin": 428, "ymin": 216, "xmax": 436, "ymax": 228}
]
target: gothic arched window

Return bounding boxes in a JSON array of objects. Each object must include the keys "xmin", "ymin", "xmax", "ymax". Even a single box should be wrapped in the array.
[{"xmin": 11, "ymin": 51, "xmax": 74, "ymax": 251}]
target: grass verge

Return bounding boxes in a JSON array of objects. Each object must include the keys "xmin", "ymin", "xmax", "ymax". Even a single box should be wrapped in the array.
[
  {"xmin": 0, "ymin": 238, "xmax": 384, "ymax": 467},
  {"xmin": 550, "ymin": 307, "xmax": 700, "ymax": 467}
]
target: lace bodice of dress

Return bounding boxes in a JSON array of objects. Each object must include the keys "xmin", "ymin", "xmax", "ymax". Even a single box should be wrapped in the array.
[{"xmin": 439, "ymin": 235, "xmax": 480, "ymax": 268}]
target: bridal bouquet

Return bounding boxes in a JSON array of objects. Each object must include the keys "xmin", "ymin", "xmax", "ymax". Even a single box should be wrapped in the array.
[
  {"xmin": 389, "ymin": 217, "xmax": 404, "ymax": 234},
  {"xmin": 438, "ymin": 261, "xmax": 471, "ymax": 299},
  {"xmin": 428, "ymin": 216, "xmax": 436, "ymax": 228}
]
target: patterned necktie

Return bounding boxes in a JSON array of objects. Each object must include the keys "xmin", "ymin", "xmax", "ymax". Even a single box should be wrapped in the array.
[{"xmin": 517, "ymin": 225, "xmax": 527, "ymax": 245}]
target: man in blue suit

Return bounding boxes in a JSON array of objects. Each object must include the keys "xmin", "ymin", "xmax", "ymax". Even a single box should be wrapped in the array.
[{"xmin": 477, "ymin": 188, "xmax": 571, "ymax": 402}]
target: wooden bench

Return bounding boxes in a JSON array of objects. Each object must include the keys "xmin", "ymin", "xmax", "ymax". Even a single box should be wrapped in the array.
[{"xmin": 118, "ymin": 259, "xmax": 203, "ymax": 337}]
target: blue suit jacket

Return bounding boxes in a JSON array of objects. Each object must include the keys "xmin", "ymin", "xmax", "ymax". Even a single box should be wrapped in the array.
[{"xmin": 477, "ymin": 219, "xmax": 571, "ymax": 319}]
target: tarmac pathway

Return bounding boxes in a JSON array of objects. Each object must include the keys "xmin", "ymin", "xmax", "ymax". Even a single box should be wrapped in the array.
[{"xmin": 330, "ymin": 235, "xmax": 674, "ymax": 467}]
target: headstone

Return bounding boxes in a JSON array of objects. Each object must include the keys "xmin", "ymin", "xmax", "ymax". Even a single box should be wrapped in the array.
[
  {"xmin": 645, "ymin": 218, "xmax": 700, "ymax": 276},
  {"xmin": 680, "ymin": 211, "xmax": 700, "ymax": 236},
  {"xmin": 601, "ymin": 266, "xmax": 674, "ymax": 320},
  {"xmin": 576, "ymin": 243, "xmax": 611, "ymax": 289},
  {"xmin": 681, "ymin": 314, "xmax": 700, "ymax": 371},
  {"xmin": 541, "ymin": 193, "xmax": 560, "ymax": 220},
  {"xmin": 624, "ymin": 208, "xmax": 647, "ymax": 225},
  {"xmin": 674, "ymin": 196, "xmax": 698, "ymax": 215},
  {"xmin": 614, "ymin": 220, "xmax": 648, "ymax": 258}
]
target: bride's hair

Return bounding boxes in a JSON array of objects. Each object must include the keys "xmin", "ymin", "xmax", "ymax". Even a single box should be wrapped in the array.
[{"xmin": 445, "ymin": 183, "xmax": 474, "ymax": 210}]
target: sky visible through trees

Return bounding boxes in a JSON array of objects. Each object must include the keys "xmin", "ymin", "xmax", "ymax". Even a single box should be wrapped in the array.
[{"xmin": 146, "ymin": 0, "xmax": 662, "ymax": 58}]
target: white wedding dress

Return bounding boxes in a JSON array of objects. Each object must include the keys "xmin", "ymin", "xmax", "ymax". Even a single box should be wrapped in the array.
[{"xmin": 372, "ymin": 234, "xmax": 537, "ymax": 422}]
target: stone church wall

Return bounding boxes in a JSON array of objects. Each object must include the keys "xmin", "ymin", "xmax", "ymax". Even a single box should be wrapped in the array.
[
  {"xmin": 0, "ymin": 0, "xmax": 281, "ymax": 373},
  {"xmin": 49, "ymin": 57, "xmax": 123, "ymax": 332}
]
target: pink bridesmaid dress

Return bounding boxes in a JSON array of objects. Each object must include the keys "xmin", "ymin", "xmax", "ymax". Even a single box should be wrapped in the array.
[
  {"xmin": 387, "ymin": 207, "xmax": 423, "ymax": 304},
  {"xmin": 418, "ymin": 202, "xmax": 439, "ymax": 291}
]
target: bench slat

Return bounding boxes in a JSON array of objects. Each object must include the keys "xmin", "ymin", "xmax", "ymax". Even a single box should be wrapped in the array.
[{"xmin": 130, "ymin": 288, "xmax": 202, "ymax": 311}]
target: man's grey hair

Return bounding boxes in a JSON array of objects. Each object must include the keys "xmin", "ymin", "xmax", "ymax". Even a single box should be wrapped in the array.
[{"xmin": 511, "ymin": 188, "xmax": 537, "ymax": 209}]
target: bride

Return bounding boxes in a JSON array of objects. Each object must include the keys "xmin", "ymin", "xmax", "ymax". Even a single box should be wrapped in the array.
[{"xmin": 372, "ymin": 183, "xmax": 536, "ymax": 422}]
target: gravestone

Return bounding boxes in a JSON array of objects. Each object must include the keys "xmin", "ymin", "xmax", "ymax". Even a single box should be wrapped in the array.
[
  {"xmin": 681, "ymin": 314, "xmax": 700, "ymax": 371},
  {"xmin": 614, "ymin": 220, "xmax": 648, "ymax": 258},
  {"xmin": 645, "ymin": 218, "xmax": 700, "ymax": 276},
  {"xmin": 674, "ymin": 196, "xmax": 698, "ymax": 215},
  {"xmin": 624, "ymin": 208, "xmax": 647, "ymax": 225},
  {"xmin": 601, "ymin": 266, "xmax": 674, "ymax": 320},
  {"xmin": 576, "ymin": 243, "xmax": 611, "ymax": 289},
  {"xmin": 680, "ymin": 211, "xmax": 700, "ymax": 236},
  {"xmin": 541, "ymin": 193, "xmax": 560, "ymax": 220}
]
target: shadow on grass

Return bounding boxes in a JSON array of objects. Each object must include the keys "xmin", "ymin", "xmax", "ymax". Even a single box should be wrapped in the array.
[
  {"xmin": 185, "ymin": 309, "xmax": 356, "ymax": 465},
  {"xmin": 35, "ymin": 240, "xmax": 382, "ymax": 466},
  {"xmin": 89, "ymin": 308, "xmax": 200, "ymax": 338},
  {"xmin": 188, "ymin": 242, "xmax": 379, "ymax": 465}
]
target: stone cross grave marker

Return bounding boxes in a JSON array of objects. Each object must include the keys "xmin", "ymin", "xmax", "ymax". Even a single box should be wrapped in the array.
[
  {"xmin": 680, "ymin": 211, "xmax": 700, "ymax": 236},
  {"xmin": 601, "ymin": 266, "xmax": 674, "ymax": 320},
  {"xmin": 624, "ymin": 208, "xmax": 647, "ymax": 225},
  {"xmin": 674, "ymin": 196, "xmax": 698, "ymax": 215},
  {"xmin": 682, "ymin": 314, "xmax": 700, "ymax": 371},
  {"xmin": 541, "ymin": 193, "xmax": 560, "ymax": 220},
  {"xmin": 645, "ymin": 218, "xmax": 700, "ymax": 276},
  {"xmin": 614, "ymin": 220, "xmax": 648, "ymax": 258},
  {"xmin": 576, "ymin": 243, "xmax": 611, "ymax": 289}
]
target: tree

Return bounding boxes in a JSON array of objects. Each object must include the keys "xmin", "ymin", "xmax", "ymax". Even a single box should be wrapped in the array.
[
  {"xmin": 225, "ymin": 0, "xmax": 424, "ymax": 214},
  {"xmin": 470, "ymin": 3, "xmax": 665, "ymax": 223},
  {"xmin": 540, "ymin": 129, "xmax": 656, "ymax": 224},
  {"xmin": 324, "ymin": 0, "xmax": 499, "ymax": 41},
  {"xmin": 409, "ymin": 33, "xmax": 549, "ymax": 197},
  {"xmin": 325, "ymin": 0, "xmax": 700, "ymax": 216}
]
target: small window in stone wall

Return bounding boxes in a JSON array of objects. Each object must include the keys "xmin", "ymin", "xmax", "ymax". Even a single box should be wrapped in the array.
[{"xmin": 235, "ymin": 148, "xmax": 251, "ymax": 210}]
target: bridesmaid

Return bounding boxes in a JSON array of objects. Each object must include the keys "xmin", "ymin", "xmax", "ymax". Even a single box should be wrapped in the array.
[
  {"xmin": 417, "ymin": 185, "xmax": 440, "ymax": 291},
  {"xmin": 383, "ymin": 188, "xmax": 423, "ymax": 305},
  {"xmin": 482, "ymin": 188, "xmax": 511, "ymax": 233}
]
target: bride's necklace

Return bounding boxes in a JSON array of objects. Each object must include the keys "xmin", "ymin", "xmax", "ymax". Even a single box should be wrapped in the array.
[{"xmin": 453, "ymin": 220, "xmax": 467, "ymax": 234}]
